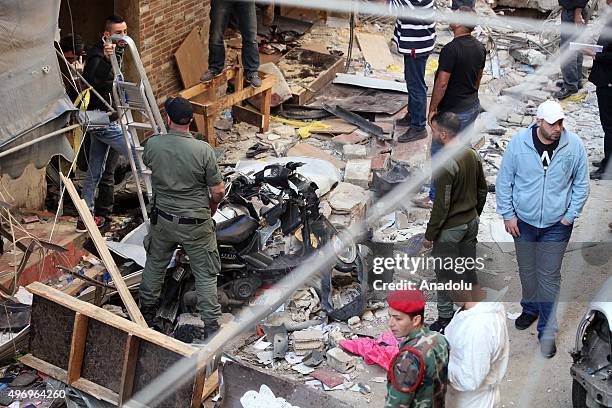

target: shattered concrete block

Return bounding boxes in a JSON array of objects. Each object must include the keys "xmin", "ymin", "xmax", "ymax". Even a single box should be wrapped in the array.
[
  {"xmin": 344, "ymin": 159, "xmax": 371, "ymax": 189},
  {"xmin": 348, "ymin": 316, "xmax": 361, "ymax": 331},
  {"xmin": 293, "ymin": 329, "xmax": 325, "ymax": 355},
  {"xmin": 370, "ymin": 153, "xmax": 390, "ymax": 171},
  {"xmin": 361, "ymin": 310, "xmax": 375, "ymax": 321},
  {"xmin": 510, "ymin": 48, "xmax": 546, "ymax": 67},
  {"xmin": 328, "ymin": 182, "xmax": 369, "ymax": 216},
  {"xmin": 327, "ymin": 347, "xmax": 355, "ymax": 374},
  {"xmin": 331, "ymin": 130, "xmax": 370, "ymax": 147},
  {"xmin": 374, "ymin": 308, "xmax": 388, "ymax": 319},
  {"xmin": 343, "ymin": 144, "xmax": 367, "ymax": 160},
  {"xmin": 330, "ymin": 331, "xmax": 347, "ymax": 347},
  {"xmin": 506, "ymin": 113, "xmax": 524, "ymax": 125},
  {"xmin": 391, "ymin": 139, "xmax": 429, "ymax": 168}
]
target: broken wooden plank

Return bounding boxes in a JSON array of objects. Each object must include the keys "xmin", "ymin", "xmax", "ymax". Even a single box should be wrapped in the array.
[
  {"xmin": 67, "ymin": 313, "xmax": 89, "ymax": 383},
  {"xmin": 20, "ymin": 354, "xmax": 68, "ymax": 383},
  {"xmin": 175, "ymin": 26, "xmax": 208, "ymax": 89},
  {"xmin": 62, "ymin": 264, "xmax": 106, "ymax": 297},
  {"xmin": 333, "ymin": 73, "xmax": 408, "ymax": 93},
  {"xmin": 59, "ymin": 173, "xmax": 147, "ymax": 327},
  {"xmin": 356, "ymin": 32, "xmax": 395, "ymax": 70},
  {"xmin": 202, "ymin": 370, "xmax": 219, "ymax": 401},
  {"xmin": 72, "ymin": 377, "xmax": 119, "ymax": 405}
]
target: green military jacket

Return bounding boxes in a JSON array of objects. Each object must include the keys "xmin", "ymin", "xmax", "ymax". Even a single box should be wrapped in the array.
[
  {"xmin": 385, "ymin": 326, "xmax": 449, "ymax": 408},
  {"xmin": 143, "ymin": 130, "xmax": 222, "ymax": 219}
]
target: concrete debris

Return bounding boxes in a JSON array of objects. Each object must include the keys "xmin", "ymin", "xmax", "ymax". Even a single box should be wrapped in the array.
[
  {"xmin": 344, "ymin": 159, "xmax": 372, "ymax": 189},
  {"xmin": 257, "ymin": 350, "xmax": 274, "ymax": 365},
  {"xmin": 326, "ymin": 347, "xmax": 355, "ymax": 374},
  {"xmin": 331, "ymin": 130, "xmax": 371, "ymax": 147},
  {"xmin": 290, "ymin": 287, "xmax": 321, "ymax": 322},
  {"xmin": 102, "ymin": 304, "xmax": 128, "ymax": 319},
  {"xmin": 342, "ymin": 144, "xmax": 367, "ymax": 160},
  {"xmin": 361, "ymin": 310, "xmax": 375, "ymax": 322},
  {"xmin": 328, "ymin": 182, "xmax": 369, "ymax": 216},
  {"xmin": 510, "ymin": 48, "xmax": 546, "ymax": 67},
  {"xmin": 272, "ymin": 124, "xmax": 297, "ymax": 138},
  {"xmin": 329, "ymin": 331, "xmax": 347, "ymax": 348},
  {"xmin": 331, "ymin": 283, "xmax": 361, "ymax": 310},
  {"xmin": 257, "ymin": 62, "xmax": 293, "ymax": 107},
  {"xmin": 292, "ymin": 329, "xmax": 325, "ymax": 355},
  {"xmin": 347, "ymin": 316, "xmax": 361, "ymax": 331}
]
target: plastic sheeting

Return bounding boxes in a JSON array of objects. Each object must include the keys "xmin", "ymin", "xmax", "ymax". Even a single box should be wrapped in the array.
[
  {"xmin": 0, "ymin": 0, "xmax": 75, "ymax": 177},
  {"xmin": 340, "ymin": 331, "xmax": 400, "ymax": 371}
]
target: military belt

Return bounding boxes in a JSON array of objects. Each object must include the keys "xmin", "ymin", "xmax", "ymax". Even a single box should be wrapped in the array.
[{"xmin": 156, "ymin": 208, "xmax": 206, "ymax": 225}]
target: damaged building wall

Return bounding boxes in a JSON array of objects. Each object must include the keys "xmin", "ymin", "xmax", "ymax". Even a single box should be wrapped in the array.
[
  {"xmin": 139, "ymin": 0, "xmax": 210, "ymax": 104},
  {"xmin": 0, "ymin": 165, "xmax": 46, "ymax": 210}
]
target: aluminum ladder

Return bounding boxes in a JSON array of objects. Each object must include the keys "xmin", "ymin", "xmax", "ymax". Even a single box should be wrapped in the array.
[{"xmin": 108, "ymin": 34, "xmax": 166, "ymax": 223}]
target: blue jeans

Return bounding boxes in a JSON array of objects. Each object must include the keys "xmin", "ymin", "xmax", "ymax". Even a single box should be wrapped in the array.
[
  {"xmin": 209, "ymin": 0, "xmax": 260, "ymax": 74},
  {"xmin": 514, "ymin": 218, "xmax": 573, "ymax": 340},
  {"xmin": 82, "ymin": 122, "xmax": 131, "ymax": 212},
  {"xmin": 429, "ymin": 102, "xmax": 481, "ymax": 200},
  {"xmin": 560, "ymin": 9, "xmax": 583, "ymax": 90},
  {"xmin": 404, "ymin": 54, "xmax": 429, "ymax": 130}
]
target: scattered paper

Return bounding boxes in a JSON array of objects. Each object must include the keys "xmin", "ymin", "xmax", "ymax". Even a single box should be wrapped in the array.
[
  {"xmin": 253, "ymin": 336, "xmax": 272, "ymax": 351},
  {"xmin": 284, "ymin": 352, "xmax": 304, "ymax": 365},
  {"xmin": 292, "ymin": 363, "xmax": 315, "ymax": 375}
]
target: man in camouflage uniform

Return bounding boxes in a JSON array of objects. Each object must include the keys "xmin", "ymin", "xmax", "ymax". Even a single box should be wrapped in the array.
[
  {"xmin": 139, "ymin": 96, "xmax": 225, "ymax": 341},
  {"xmin": 385, "ymin": 289, "xmax": 449, "ymax": 407}
]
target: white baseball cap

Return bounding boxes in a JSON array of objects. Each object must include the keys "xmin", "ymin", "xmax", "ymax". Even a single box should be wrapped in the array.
[{"xmin": 536, "ymin": 100, "xmax": 565, "ymax": 124}]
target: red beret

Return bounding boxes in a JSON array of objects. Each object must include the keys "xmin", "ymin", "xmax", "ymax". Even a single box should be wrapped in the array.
[{"xmin": 387, "ymin": 290, "xmax": 425, "ymax": 314}]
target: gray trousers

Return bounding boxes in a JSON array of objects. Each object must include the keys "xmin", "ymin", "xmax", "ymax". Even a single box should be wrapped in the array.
[
  {"xmin": 140, "ymin": 216, "xmax": 222, "ymax": 323},
  {"xmin": 432, "ymin": 217, "xmax": 479, "ymax": 319}
]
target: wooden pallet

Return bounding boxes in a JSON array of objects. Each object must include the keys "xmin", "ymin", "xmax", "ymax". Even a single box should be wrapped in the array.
[
  {"xmin": 179, "ymin": 60, "xmax": 275, "ymax": 147},
  {"xmin": 21, "ymin": 282, "xmax": 214, "ymax": 407}
]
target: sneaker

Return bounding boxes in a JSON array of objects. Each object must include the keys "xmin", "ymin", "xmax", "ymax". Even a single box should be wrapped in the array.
[
  {"xmin": 246, "ymin": 72, "xmax": 262, "ymax": 88},
  {"xmin": 395, "ymin": 112, "xmax": 412, "ymax": 127},
  {"xmin": 540, "ymin": 338, "xmax": 557, "ymax": 358},
  {"xmin": 429, "ymin": 317, "xmax": 453, "ymax": 333},
  {"xmin": 515, "ymin": 312, "xmax": 538, "ymax": 330},
  {"xmin": 140, "ymin": 305, "xmax": 158, "ymax": 328},
  {"xmin": 200, "ymin": 69, "xmax": 222, "ymax": 82},
  {"xmin": 397, "ymin": 127, "xmax": 428, "ymax": 143},
  {"xmin": 76, "ymin": 216, "xmax": 104, "ymax": 232},
  {"xmin": 554, "ymin": 86, "xmax": 579, "ymax": 99}
]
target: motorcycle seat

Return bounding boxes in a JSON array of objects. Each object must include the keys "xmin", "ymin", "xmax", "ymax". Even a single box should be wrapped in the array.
[{"xmin": 216, "ymin": 214, "xmax": 259, "ymax": 244}]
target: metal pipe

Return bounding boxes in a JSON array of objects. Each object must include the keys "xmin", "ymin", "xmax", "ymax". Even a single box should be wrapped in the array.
[{"xmin": 0, "ymin": 124, "xmax": 80, "ymax": 159}]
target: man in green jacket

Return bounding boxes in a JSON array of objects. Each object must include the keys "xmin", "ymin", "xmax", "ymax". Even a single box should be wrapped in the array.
[
  {"xmin": 385, "ymin": 289, "xmax": 449, "ymax": 408},
  {"xmin": 422, "ymin": 112, "xmax": 488, "ymax": 333},
  {"xmin": 139, "ymin": 96, "xmax": 225, "ymax": 341}
]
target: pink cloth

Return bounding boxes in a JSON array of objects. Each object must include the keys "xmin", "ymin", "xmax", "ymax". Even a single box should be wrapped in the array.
[{"xmin": 339, "ymin": 331, "xmax": 400, "ymax": 371}]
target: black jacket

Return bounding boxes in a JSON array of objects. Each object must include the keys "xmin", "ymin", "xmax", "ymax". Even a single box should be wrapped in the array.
[
  {"xmin": 558, "ymin": 0, "xmax": 588, "ymax": 10},
  {"xmin": 83, "ymin": 41, "xmax": 121, "ymax": 113},
  {"xmin": 589, "ymin": 20, "xmax": 612, "ymax": 88}
]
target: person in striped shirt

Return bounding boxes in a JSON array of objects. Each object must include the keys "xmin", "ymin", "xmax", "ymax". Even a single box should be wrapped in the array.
[{"xmin": 390, "ymin": 0, "xmax": 436, "ymax": 143}]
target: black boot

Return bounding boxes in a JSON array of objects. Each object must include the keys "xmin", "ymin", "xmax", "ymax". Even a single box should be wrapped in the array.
[
  {"xmin": 140, "ymin": 305, "xmax": 158, "ymax": 328},
  {"xmin": 429, "ymin": 317, "xmax": 453, "ymax": 333},
  {"xmin": 515, "ymin": 312, "xmax": 538, "ymax": 330},
  {"xmin": 192, "ymin": 320, "xmax": 221, "ymax": 345}
]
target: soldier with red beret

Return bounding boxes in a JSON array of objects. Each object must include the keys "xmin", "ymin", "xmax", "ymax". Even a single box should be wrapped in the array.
[{"xmin": 385, "ymin": 289, "xmax": 449, "ymax": 408}]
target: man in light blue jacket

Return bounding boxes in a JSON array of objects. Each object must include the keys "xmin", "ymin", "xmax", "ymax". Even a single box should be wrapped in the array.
[{"xmin": 496, "ymin": 100, "xmax": 589, "ymax": 358}]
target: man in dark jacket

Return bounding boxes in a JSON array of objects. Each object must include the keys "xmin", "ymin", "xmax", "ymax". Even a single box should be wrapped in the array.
[
  {"xmin": 587, "ymin": 0, "xmax": 612, "ymax": 180},
  {"xmin": 79, "ymin": 15, "xmax": 130, "ymax": 232},
  {"xmin": 422, "ymin": 112, "xmax": 488, "ymax": 333},
  {"xmin": 555, "ymin": 0, "xmax": 590, "ymax": 99}
]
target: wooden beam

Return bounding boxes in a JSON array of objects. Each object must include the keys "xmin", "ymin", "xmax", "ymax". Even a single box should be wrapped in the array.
[
  {"xmin": 58, "ymin": 173, "xmax": 147, "ymax": 327},
  {"xmin": 179, "ymin": 68, "xmax": 238, "ymax": 100},
  {"xmin": 27, "ymin": 282, "xmax": 195, "ymax": 356},
  {"xmin": 72, "ymin": 378, "xmax": 119, "ymax": 405},
  {"xmin": 62, "ymin": 265, "xmax": 106, "ymax": 297},
  {"xmin": 20, "ymin": 354, "xmax": 68, "ymax": 383},
  {"xmin": 67, "ymin": 313, "xmax": 89, "ymax": 383},
  {"xmin": 119, "ymin": 334, "xmax": 140, "ymax": 404},
  {"xmin": 201, "ymin": 370, "xmax": 219, "ymax": 401}
]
